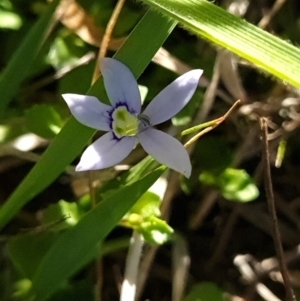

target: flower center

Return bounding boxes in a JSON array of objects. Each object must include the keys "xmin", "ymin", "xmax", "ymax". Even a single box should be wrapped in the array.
[{"xmin": 112, "ymin": 106, "xmax": 139, "ymax": 138}]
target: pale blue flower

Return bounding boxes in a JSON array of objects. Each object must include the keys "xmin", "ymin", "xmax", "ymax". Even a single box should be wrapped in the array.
[{"xmin": 63, "ymin": 58, "xmax": 202, "ymax": 177}]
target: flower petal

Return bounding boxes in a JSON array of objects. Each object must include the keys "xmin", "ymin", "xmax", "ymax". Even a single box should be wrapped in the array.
[
  {"xmin": 142, "ymin": 69, "xmax": 203, "ymax": 125},
  {"xmin": 62, "ymin": 94, "xmax": 112, "ymax": 131},
  {"xmin": 100, "ymin": 58, "xmax": 141, "ymax": 113},
  {"xmin": 76, "ymin": 132, "xmax": 136, "ymax": 171},
  {"xmin": 137, "ymin": 128, "xmax": 191, "ymax": 177}
]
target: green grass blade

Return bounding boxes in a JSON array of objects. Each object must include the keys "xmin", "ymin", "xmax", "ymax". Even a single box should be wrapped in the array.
[
  {"xmin": 0, "ymin": 10, "xmax": 176, "ymax": 229},
  {"xmin": 31, "ymin": 167, "xmax": 165, "ymax": 301},
  {"xmin": 140, "ymin": 0, "xmax": 300, "ymax": 88},
  {"xmin": 0, "ymin": 0, "xmax": 60, "ymax": 117}
]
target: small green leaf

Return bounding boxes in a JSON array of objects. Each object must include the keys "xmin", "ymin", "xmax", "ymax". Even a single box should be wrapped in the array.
[
  {"xmin": 12, "ymin": 279, "xmax": 32, "ymax": 300},
  {"xmin": 219, "ymin": 168, "xmax": 259, "ymax": 202},
  {"xmin": 25, "ymin": 104, "xmax": 64, "ymax": 139},
  {"xmin": 200, "ymin": 168, "xmax": 259, "ymax": 203},
  {"xmin": 275, "ymin": 139, "xmax": 287, "ymax": 168},
  {"xmin": 47, "ymin": 32, "xmax": 87, "ymax": 70},
  {"xmin": 139, "ymin": 215, "xmax": 174, "ymax": 245},
  {"xmin": 41, "ymin": 200, "xmax": 82, "ymax": 230},
  {"xmin": 0, "ymin": 9, "xmax": 22, "ymax": 30},
  {"xmin": 129, "ymin": 191, "xmax": 161, "ymax": 218},
  {"xmin": 124, "ymin": 191, "xmax": 174, "ymax": 245}
]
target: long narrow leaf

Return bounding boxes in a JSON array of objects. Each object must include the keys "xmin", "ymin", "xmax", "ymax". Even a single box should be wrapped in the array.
[
  {"xmin": 31, "ymin": 167, "xmax": 165, "ymax": 301},
  {"xmin": 140, "ymin": 0, "xmax": 300, "ymax": 88},
  {"xmin": 0, "ymin": 0, "xmax": 60, "ymax": 117}
]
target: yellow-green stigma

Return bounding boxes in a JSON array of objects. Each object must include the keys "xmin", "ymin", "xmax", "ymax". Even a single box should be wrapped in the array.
[{"xmin": 112, "ymin": 106, "xmax": 139, "ymax": 138}]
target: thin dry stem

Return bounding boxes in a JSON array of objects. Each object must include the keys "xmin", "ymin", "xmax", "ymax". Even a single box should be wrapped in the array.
[
  {"xmin": 260, "ymin": 117, "xmax": 296, "ymax": 301},
  {"xmin": 92, "ymin": 0, "xmax": 126, "ymax": 82},
  {"xmin": 197, "ymin": 55, "xmax": 221, "ymax": 121},
  {"xmin": 234, "ymin": 255, "xmax": 282, "ymax": 301},
  {"xmin": 258, "ymin": 0, "xmax": 287, "ymax": 29}
]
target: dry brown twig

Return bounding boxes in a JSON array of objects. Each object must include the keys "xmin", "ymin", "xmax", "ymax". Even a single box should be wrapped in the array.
[
  {"xmin": 56, "ymin": 0, "xmax": 125, "ymax": 49},
  {"xmin": 234, "ymin": 254, "xmax": 282, "ymax": 301},
  {"xmin": 258, "ymin": 0, "xmax": 287, "ymax": 29},
  {"xmin": 92, "ymin": 0, "xmax": 126, "ymax": 82},
  {"xmin": 260, "ymin": 117, "xmax": 296, "ymax": 301}
]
